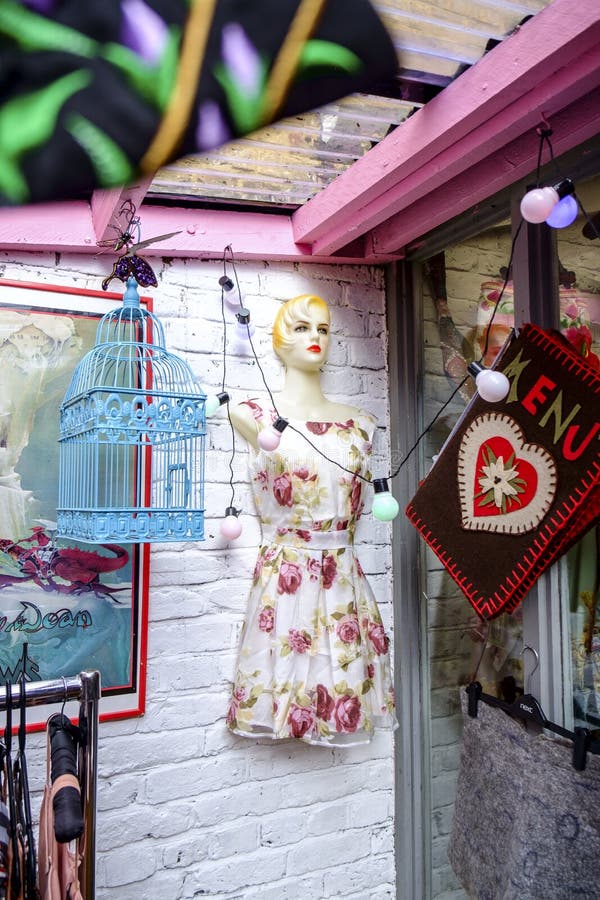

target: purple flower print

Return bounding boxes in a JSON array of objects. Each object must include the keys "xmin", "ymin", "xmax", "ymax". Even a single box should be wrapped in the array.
[
  {"xmin": 221, "ymin": 23, "xmax": 263, "ymax": 94},
  {"xmin": 277, "ymin": 561, "xmax": 302, "ymax": 595},
  {"xmin": 316, "ymin": 684, "xmax": 334, "ymax": 721},
  {"xmin": 321, "ymin": 553, "xmax": 338, "ymax": 589},
  {"xmin": 120, "ymin": 0, "xmax": 168, "ymax": 64},
  {"xmin": 288, "ymin": 629, "xmax": 312, "ymax": 654},
  {"xmin": 23, "ymin": 0, "xmax": 55, "ymax": 10},
  {"xmin": 196, "ymin": 99, "xmax": 232, "ymax": 152},
  {"xmin": 336, "ymin": 615, "xmax": 360, "ymax": 644},
  {"xmin": 333, "ymin": 695, "xmax": 361, "ymax": 733},
  {"xmin": 273, "ymin": 473, "xmax": 293, "ymax": 507},
  {"xmin": 287, "ymin": 704, "xmax": 315, "ymax": 739}
]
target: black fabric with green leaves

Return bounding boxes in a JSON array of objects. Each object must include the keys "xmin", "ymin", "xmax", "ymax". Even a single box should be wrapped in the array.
[{"xmin": 0, "ymin": 0, "xmax": 397, "ymax": 204}]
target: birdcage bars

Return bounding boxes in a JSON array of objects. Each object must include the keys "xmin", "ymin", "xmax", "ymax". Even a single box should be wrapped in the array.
[{"xmin": 57, "ymin": 279, "xmax": 206, "ymax": 543}]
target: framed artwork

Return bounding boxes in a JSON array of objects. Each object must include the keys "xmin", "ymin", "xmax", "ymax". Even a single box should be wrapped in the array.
[{"xmin": 0, "ymin": 279, "xmax": 150, "ymax": 729}]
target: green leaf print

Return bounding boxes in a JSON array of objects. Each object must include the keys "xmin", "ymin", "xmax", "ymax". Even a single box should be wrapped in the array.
[
  {"xmin": 214, "ymin": 56, "xmax": 270, "ymax": 135},
  {"xmin": 0, "ymin": 1, "xmax": 96, "ymax": 56},
  {"xmin": 65, "ymin": 114, "xmax": 133, "ymax": 186},
  {"xmin": 0, "ymin": 70, "xmax": 91, "ymax": 203},
  {"xmin": 103, "ymin": 26, "xmax": 181, "ymax": 111},
  {"xmin": 298, "ymin": 40, "xmax": 363, "ymax": 76}
]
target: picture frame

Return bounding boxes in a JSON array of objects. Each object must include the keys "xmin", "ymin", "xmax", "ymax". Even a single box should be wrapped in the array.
[{"xmin": 0, "ymin": 278, "xmax": 150, "ymax": 729}]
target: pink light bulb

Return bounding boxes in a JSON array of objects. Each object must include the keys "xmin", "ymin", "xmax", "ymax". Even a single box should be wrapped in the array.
[
  {"xmin": 520, "ymin": 186, "xmax": 559, "ymax": 223},
  {"xmin": 258, "ymin": 426, "xmax": 282, "ymax": 451},
  {"xmin": 545, "ymin": 194, "xmax": 578, "ymax": 228},
  {"xmin": 257, "ymin": 417, "xmax": 288, "ymax": 451},
  {"xmin": 220, "ymin": 507, "xmax": 242, "ymax": 540}
]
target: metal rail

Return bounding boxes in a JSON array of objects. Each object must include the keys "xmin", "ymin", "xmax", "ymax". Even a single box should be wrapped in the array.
[{"xmin": 0, "ymin": 670, "xmax": 101, "ymax": 899}]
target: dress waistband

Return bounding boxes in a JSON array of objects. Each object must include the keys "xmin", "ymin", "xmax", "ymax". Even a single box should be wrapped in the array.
[{"xmin": 261, "ymin": 527, "xmax": 353, "ymax": 550}]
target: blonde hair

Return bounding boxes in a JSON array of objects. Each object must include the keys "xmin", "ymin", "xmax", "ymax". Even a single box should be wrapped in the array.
[{"xmin": 272, "ymin": 294, "xmax": 330, "ymax": 355}]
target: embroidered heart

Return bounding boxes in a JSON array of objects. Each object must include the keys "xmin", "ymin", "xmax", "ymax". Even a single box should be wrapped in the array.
[{"xmin": 457, "ymin": 413, "xmax": 557, "ymax": 534}]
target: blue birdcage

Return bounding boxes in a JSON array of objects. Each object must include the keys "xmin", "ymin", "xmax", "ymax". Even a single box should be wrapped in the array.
[{"xmin": 57, "ymin": 278, "xmax": 206, "ymax": 543}]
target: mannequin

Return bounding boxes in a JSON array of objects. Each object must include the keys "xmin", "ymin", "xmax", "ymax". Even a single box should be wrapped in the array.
[
  {"xmin": 229, "ymin": 294, "xmax": 359, "ymax": 446},
  {"xmin": 226, "ymin": 294, "xmax": 396, "ymax": 746}
]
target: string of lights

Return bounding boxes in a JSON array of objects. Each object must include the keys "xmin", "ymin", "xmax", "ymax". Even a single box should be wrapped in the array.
[{"xmin": 208, "ymin": 125, "xmax": 596, "ymax": 532}]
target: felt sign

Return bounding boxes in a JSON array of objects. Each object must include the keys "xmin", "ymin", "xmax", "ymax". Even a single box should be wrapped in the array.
[{"xmin": 406, "ymin": 324, "xmax": 600, "ymax": 620}]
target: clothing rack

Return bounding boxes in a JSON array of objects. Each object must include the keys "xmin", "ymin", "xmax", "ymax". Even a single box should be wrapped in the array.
[{"xmin": 0, "ymin": 670, "xmax": 100, "ymax": 899}]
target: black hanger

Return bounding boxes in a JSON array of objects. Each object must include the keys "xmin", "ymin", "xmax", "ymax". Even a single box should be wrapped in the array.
[
  {"xmin": 466, "ymin": 680, "xmax": 600, "ymax": 771},
  {"xmin": 15, "ymin": 646, "xmax": 36, "ymax": 899},
  {"xmin": 4, "ymin": 682, "xmax": 21, "ymax": 899}
]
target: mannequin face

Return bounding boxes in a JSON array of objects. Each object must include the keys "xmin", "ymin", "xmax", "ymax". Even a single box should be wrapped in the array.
[{"xmin": 276, "ymin": 305, "xmax": 330, "ymax": 371}]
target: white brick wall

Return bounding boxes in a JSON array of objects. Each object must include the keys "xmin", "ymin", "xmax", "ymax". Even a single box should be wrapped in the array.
[{"xmin": 0, "ymin": 249, "xmax": 395, "ymax": 899}]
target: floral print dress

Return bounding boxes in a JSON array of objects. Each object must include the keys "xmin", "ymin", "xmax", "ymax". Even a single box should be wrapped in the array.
[{"xmin": 227, "ymin": 401, "xmax": 396, "ymax": 746}]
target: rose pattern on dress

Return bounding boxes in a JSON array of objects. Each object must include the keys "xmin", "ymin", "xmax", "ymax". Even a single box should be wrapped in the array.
[
  {"xmin": 321, "ymin": 553, "xmax": 338, "ymax": 589},
  {"xmin": 288, "ymin": 704, "xmax": 316, "ymax": 738},
  {"xmin": 316, "ymin": 684, "xmax": 335, "ymax": 721},
  {"xmin": 333, "ymin": 694, "xmax": 362, "ymax": 733},
  {"xmin": 258, "ymin": 606, "xmax": 274, "ymax": 633},
  {"xmin": 227, "ymin": 405, "xmax": 395, "ymax": 745},
  {"xmin": 277, "ymin": 560, "xmax": 302, "ymax": 595},
  {"xmin": 273, "ymin": 472, "xmax": 293, "ymax": 507},
  {"xmin": 368, "ymin": 621, "xmax": 390, "ymax": 656},
  {"xmin": 287, "ymin": 628, "xmax": 312, "ymax": 654},
  {"xmin": 336, "ymin": 614, "xmax": 361, "ymax": 644},
  {"xmin": 307, "ymin": 421, "xmax": 332, "ymax": 435}
]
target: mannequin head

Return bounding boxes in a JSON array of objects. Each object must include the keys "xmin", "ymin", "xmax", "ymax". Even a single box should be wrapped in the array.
[{"xmin": 272, "ymin": 295, "xmax": 330, "ymax": 370}]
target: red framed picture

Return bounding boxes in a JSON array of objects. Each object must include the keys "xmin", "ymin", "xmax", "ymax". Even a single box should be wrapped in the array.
[{"xmin": 0, "ymin": 279, "xmax": 150, "ymax": 729}]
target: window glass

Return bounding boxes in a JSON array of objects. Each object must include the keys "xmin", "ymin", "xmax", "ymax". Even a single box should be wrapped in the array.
[
  {"xmin": 420, "ymin": 223, "xmax": 524, "ymax": 899},
  {"xmin": 555, "ymin": 172, "xmax": 600, "ymax": 736}
]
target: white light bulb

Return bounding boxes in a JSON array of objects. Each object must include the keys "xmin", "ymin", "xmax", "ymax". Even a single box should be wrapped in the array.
[
  {"xmin": 520, "ymin": 186, "xmax": 559, "ymax": 223},
  {"xmin": 475, "ymin": 369, "xmax": 510, "ymax": 402},
  {"xmin": 235, "ymin": 308, "xmax": 255, "ymax": 339},
  {"xmin": 468, "ymin": 361, "xmax": 510, "ymax": 402}
]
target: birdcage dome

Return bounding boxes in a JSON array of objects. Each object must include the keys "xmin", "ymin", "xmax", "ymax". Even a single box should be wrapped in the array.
[{"xmin": 57, "ymin": 279, "xmax": 206, "ymax": 543}]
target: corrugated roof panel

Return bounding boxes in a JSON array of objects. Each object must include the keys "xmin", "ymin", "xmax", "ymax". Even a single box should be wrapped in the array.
[{"xmin": 147, "ymin": 0, "xmax": 555, "ymax": 210}]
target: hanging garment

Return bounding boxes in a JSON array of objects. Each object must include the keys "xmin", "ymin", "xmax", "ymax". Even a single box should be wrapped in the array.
[
  {"xmin": 38, "ymin": 724, "xmax": 82, "ymax": 900},
  {"xmin": 226, "ymin": 402, "xmax": 396, "ymax": 746},
  {"xmin": 0, "ymin": 0, "xmax": 398, "ymax": 205},
  {"xmin": 448, "ymin": 692, "xmax": 600, "ymax": 900}
]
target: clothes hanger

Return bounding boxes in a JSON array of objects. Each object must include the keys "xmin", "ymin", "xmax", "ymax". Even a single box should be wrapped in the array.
[
  {"xmin": 47, "ymin": 687, "xmax": 84, "ymax": 844},
  {"xmin": 466, "ymin": 645, "xmax": 600, "ymax": 771},
  {"xmin": 3, "ymin": 681, "xmax": 21, "ymax": 899},
  {"xmin": 15, "ymin": 645, "xmax": 36, "ymax": 899}
]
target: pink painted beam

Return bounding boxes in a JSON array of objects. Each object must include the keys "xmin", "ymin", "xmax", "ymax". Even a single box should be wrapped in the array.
[
  {"xmin": 319, "ymin": 44, "xmax": 600, "ymax": 257},
  {"xmin": 90, "ymin": 177, "xmax": 155, "ymax": 244},
  {"xmin": 0, "ymin": 203, "xmax": 397, "ymax": 264},
  {"xmin": 0, "ymin": 202, "xmax": 98, "ymax": 252},
  {"xmin": 369, "ymin": 87, "xmax": 600, "ymax": 256},
  {"xmin": 292, "ymin": 0, "xmax": 600, "ymax": 251}
]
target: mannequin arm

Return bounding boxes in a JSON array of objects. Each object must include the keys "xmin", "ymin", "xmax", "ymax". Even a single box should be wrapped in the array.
[{"xmin": 229, "ymin": 403, "xmax": 260, "ymax": 450}]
